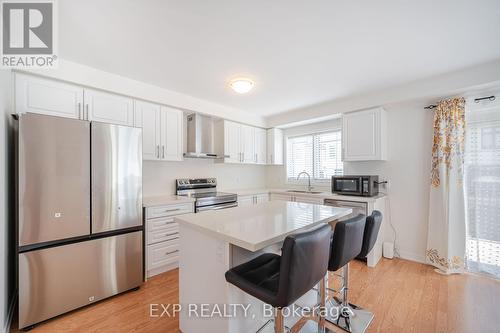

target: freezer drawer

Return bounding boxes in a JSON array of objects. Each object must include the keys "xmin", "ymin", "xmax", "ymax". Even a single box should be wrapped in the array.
[
  {"xmin": 91, "ymin": 122, "xmax": 142, "ymax": 233},
  {"xmin": 19, "ymin": 231, "xmax": 143, "ymax": 329},
  {"xmin": 18, "ymin": 113, "xmax": 90, "ymax": 247}
]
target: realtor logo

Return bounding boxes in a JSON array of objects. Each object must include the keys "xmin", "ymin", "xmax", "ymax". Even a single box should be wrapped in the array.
[{"xmin": 1, "ymin": 0, "xmax": 57, "ymax": 68}]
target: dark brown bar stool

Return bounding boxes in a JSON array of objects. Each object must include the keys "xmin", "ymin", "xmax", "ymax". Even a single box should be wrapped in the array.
[
  {"xmin": 327, "ymin": 211, "xmax": 383, "ymax": 333},
  {"xmin": 225, "ymin": 224, "xmax": 333, "ymax": 333}
]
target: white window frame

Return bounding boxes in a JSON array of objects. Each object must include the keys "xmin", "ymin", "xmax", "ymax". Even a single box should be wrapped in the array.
[{"xmin": 285, "ymin": 129, "xmax": 343, "ymax": 186}]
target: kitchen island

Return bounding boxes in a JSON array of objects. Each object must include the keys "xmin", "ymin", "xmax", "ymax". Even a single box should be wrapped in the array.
[{"xmin": 176, "ymin": 200, "xmax": 352, "ymax": 333}]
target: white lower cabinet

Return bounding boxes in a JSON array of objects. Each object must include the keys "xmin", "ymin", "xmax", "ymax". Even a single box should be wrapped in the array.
[
  {"xmin": 237, "ymin": 193, "xmax": 269, "ymax": 207},
  {"xmin": 145, "ymin": 202, "xmax": 194, "ymax": 278},
  {"xmin": 324, "ymin": 197, "xmax": 387, "ymax": 267},
  {"xmin": 270, "ymin": 193, "xmax": 324, "ymax": 204}
]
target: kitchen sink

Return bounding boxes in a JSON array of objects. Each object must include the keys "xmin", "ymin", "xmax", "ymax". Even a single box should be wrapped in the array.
[{"xmin": 286, "ymin": 190, "xmax": 323, "ymax": 194}]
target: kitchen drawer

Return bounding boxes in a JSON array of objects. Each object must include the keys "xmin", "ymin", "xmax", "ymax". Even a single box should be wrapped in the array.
[
  {"xmin": 147, "ymin": 241, "xmax": 179, "ymax": 270},
  {"xmin": 146, "ymin": 216, "xmax": 178, "ymax": 233},
  {"xmin": 146, "ymin": 203, "xmax": 193, "ymax": 219},
  {"xmin": 147, "ymin": 225, "xmax": 179, "ymax": 245}
]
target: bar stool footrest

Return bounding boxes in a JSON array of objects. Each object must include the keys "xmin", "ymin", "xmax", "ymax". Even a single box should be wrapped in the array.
[{"xmin": 324, "ymin": 298, "xmax": 374, "ymax": 333}]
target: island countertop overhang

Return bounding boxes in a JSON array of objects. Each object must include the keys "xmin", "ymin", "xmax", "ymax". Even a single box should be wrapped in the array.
[{"xmin": 175, "ymin": 201, "xmax": 352, "ymax": 252}]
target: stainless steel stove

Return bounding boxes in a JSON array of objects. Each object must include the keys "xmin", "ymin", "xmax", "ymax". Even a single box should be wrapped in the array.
[{"xmin": 176, "ymin": 178, "xmax": 238, "ymax": 212}]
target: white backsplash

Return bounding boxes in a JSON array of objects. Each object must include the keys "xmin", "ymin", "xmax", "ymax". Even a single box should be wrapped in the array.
[{"xmin": 143, "ymin": 159, "xmax": 268, "ymax": 196}]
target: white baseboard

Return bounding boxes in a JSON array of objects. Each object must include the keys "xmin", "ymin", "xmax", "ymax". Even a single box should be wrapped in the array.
[
  {"xmin": 397, "ymin": 250, "xmax": 427, "ymax": 264},
  {"xmin": 4, "ymin": 292, "xmax": 16, "ymax": 333},
  {"xmin": 146, "ymin": 262, "xmax": 179, "ymax": 279}
]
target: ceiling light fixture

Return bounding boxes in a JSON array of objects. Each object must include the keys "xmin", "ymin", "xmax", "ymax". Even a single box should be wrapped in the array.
[{"xmin": 229, "ymin": 78, "xmax": 254, "ymax": 94}]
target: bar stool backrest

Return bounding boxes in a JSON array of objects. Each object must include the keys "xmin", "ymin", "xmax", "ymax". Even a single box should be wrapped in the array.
[
  {"xmin": 358, "ymin": 210, "xmax": 383, "ymax": 259},
  {"xmin": 276, "ymin": 224, "xmax": 332, "ymax": 308},
  {"xmin": 328, "ymin": 214, "xmax": 366, "ymax": 272}
]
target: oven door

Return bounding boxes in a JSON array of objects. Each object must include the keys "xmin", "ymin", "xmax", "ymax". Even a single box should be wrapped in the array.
[
  {"xmin": 196, "ymin": 201, "xmax": 238, "ymax": 212},
  {"xmin": 332, "ymin": 177, "xmax": 362, "ymax": 195}
]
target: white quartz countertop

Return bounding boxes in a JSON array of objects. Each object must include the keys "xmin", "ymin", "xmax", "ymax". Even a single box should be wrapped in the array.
[
  {"xmin": 143, "ymin": 195, "xmax": 195, "ymax": 207},
  {"xmin": 175, "ymin": 200, "xmax": 352, "ymax": 252},
  {"xmin": 224, "ymin": 188, "xmax": 386, "ymax": 203}
]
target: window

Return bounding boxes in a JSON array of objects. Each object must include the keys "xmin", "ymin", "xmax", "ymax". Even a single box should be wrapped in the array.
[
  {"xmin": 465, "ymin": 106, "xmax": 500, "ymax": 278},
  {"xmin": 286, "ymin": 131, "xmax": 343, "ymax": 181}
]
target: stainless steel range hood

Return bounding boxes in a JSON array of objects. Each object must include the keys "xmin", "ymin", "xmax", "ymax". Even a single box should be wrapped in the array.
[{"xmin": 184, "ymin": 113, "xmax": 227, "ymax": 159}]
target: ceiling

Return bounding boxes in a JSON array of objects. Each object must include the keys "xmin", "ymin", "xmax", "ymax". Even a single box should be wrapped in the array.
[{"xmin": 59, "ymin": 0, "xmax": 500, "ymax": 117}]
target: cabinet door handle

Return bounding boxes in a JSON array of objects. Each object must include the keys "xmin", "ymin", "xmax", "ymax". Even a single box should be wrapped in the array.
[
  {"xmin": 165, "ymin": 250, "xmax": 179, "ymax": 256},
  {"xmin": 156, "ymin": 145, "xmax": 160, "ymax": 158},
  {"xmin": 162, "ymin": 145, "xmax": 165, "ymax": 158},
  {"xmin": 78, "ymin": 102, "xmax": 82, "ymax": 119},
  {"xmin": 271, "ymin": 154, "xmax": 274, "ymax": 164},
  {"xmin": 164, "ymin": 208, "xmax": 180, "ymax": 212},
  {"xmin": 164, "ymin": 232, "xmax": 178, "ymax": 237},
  {"xmin": 242, "ymin": 152, "xmax": 244, "ymax": 162},
  {"xmin": 255, "ymin": 153, "xmax": 257, "ymax": 163},
  {"xmin": 85, "ymin": 104, "xmax": 89, "ymax": 120}
]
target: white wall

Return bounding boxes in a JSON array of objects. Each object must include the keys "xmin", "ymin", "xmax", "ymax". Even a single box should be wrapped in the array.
[
  {"xmin": 143, "ymin": 160, "xmax": 268, "ymax": 197},
  {"xmin": 0, "ymin": 70, "xmax": 14, "ymax": 333},
  {"xmin": 267, "ymin": 59, "xmax": 500, "ymax": 127},
  {"xmin": 266, "ymin": 118, "xmax": 342, "ymax": 190},
  {"xmin": 267, "ymin": 102, "xmax": 434, "ymax": 263},
  {"xmin": 343, "ymin": 102, "xmax": 434, "ymax": 262},
  {"xmin": 19, "ymin": 59, "xmax": 266, "ymax": 127}
]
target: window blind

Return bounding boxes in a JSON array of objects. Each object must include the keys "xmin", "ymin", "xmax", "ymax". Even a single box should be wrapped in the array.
[
  {"xmin": 286, "ymin": 131, "xmax": 343, "ymax": 181},
  {"xmin": 465, "ymin": 106, "xmax": 500, "ymax": 278}
]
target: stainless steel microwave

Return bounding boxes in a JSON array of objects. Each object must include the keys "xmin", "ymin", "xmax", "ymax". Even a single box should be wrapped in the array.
[{"xmin": 332, "ymin": 175, "xmax": 379, "ymax": 197}]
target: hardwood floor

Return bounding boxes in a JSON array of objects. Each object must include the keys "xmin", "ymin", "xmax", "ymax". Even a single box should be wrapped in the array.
[{"xmin": 11, "ymin": 258, "xmax": 500, "ymax": 333}]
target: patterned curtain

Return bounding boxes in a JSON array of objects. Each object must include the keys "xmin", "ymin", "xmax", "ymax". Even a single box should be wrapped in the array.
[{"xmin": 426, "ymin": 97, "xmax": 467, "ymax": 274}]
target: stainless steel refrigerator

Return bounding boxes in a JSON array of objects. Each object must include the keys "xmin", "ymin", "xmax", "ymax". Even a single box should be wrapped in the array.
[{"xmin": 16, "ymin": 113, "xmax": 143, "ymax": 329}]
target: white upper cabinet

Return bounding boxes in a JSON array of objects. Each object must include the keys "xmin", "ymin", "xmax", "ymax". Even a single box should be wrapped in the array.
[
  {"xmin": 84, "ymin": 89, "xmax": 134, "ymax": 126},
  {"xmin": 134, "ymin": 102, "xmax": 183, "ymax": 161},
  {"xmin": 241, "ymin": 125, "xmax": 255, "ymax": 163},
  {"xmin": 342, "ymin": 107, "xmax": 387, "ymax": 161},
  {"xmin": 267, "ymin": 128, "xmax": 284, "ymax": 165},
  {"xmin": 134, "ymin": 100, "xmax": 161, "ymax": 160},
  {"xmin": 223, "ymin": 120, "xmax": 242, "ymax": 163},
  {"xmin": 15, "ymin": 73, "xmax": 83, "ymax": 119},
  {"xmin": 216, "ymin": 120, "xmax": 267, "ymax": 165},
  {"xmin": 255, "ymin": 128, "xmax": 267, "ymax": 164},
  {"xmin": 15, "ymin": 74, "xmax": 134, "ymax": 126},
  {"xmin": 160, "ymin": 106, "xmax": 183, "ymax": 161}
]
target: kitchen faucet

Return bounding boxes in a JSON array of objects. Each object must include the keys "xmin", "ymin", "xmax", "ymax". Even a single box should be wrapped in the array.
[{"xmin": 296, "ymin": 171, "xmax": 313, "ymax": 192}]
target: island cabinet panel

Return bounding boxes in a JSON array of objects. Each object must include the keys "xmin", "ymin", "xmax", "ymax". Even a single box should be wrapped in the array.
[
  {"xmin": 144, "ymin": 202, "xmax": 194, "ymax": 278},
  {"xmin": 177, "ymin": 201, "xmax": 352, "ymax": 333}
]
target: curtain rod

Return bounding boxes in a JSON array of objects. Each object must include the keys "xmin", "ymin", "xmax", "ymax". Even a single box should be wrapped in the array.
[{"xmin": 424, "ymin": 95, "xmax": 496, "ymax": 110}]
